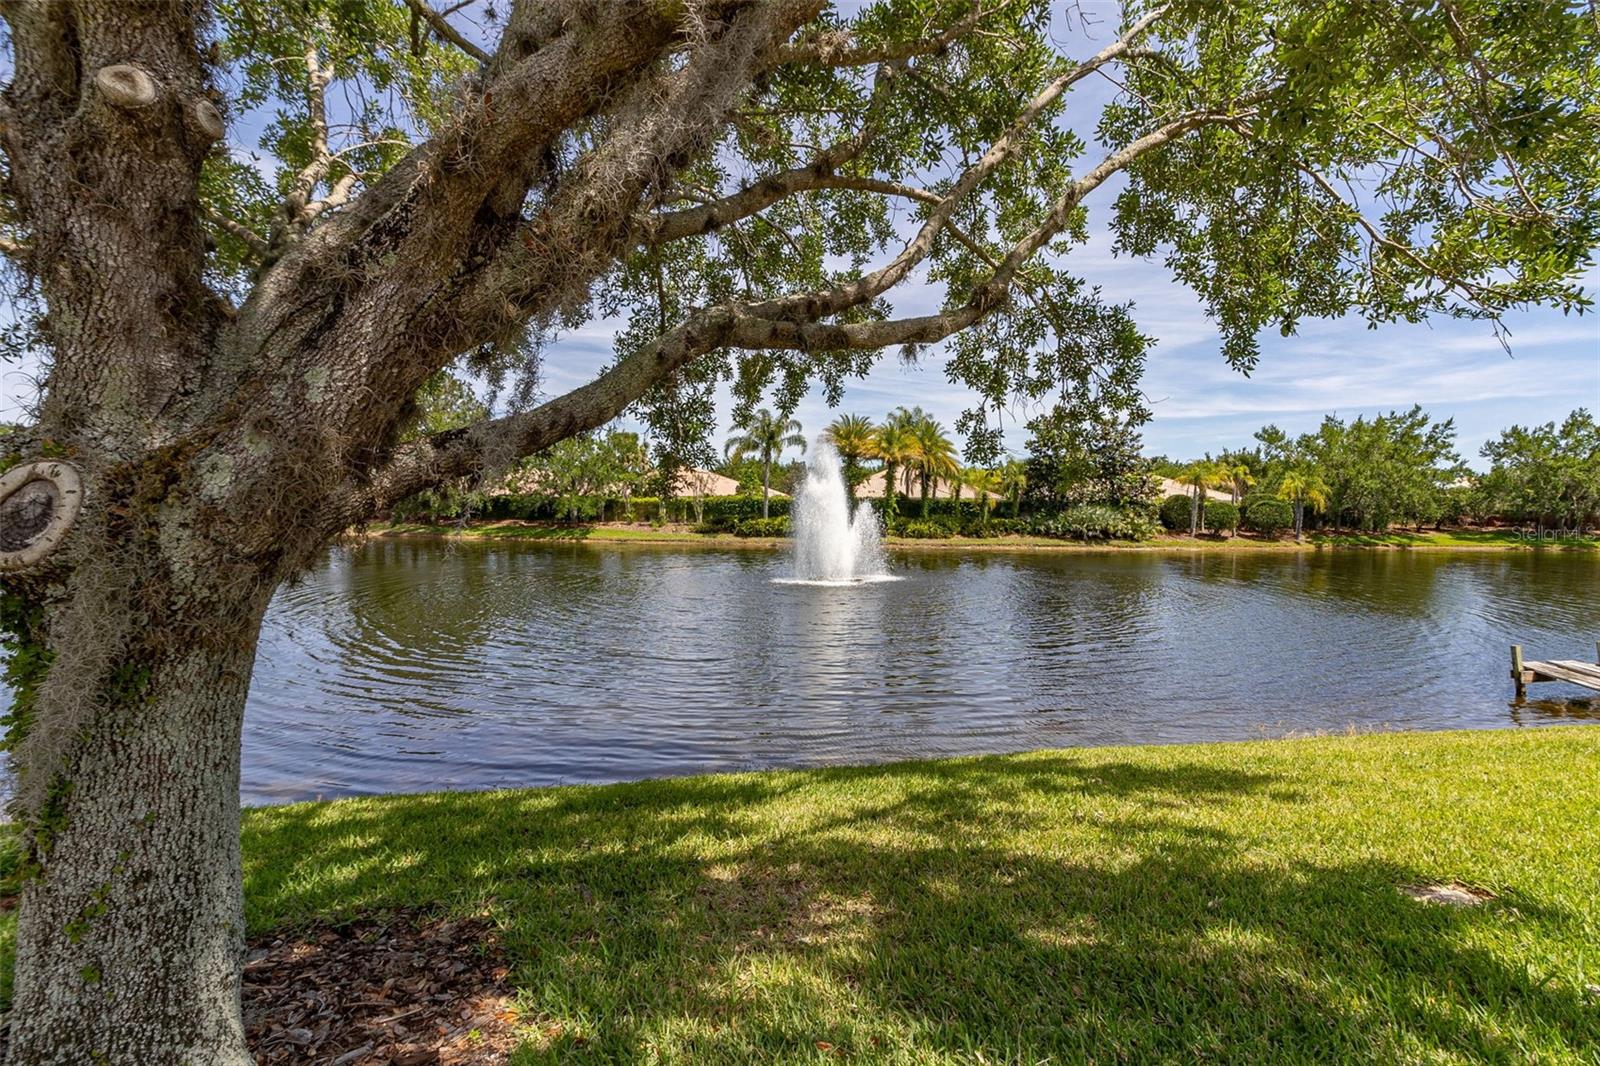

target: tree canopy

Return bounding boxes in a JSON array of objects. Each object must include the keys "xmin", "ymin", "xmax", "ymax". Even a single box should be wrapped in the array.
[{"xmin": 6, "ymin": 0, "xmax": 1597, "ymax": 491}]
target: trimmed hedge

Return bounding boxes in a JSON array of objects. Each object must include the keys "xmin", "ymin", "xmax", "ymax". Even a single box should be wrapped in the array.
[
  {"xmin": 1159, "ymin": 493, "xmax": 1193, "ymax": 531},
  {"xmin": 1244, "ymin": 498, "xmax": 1294, "ymax": 536},
  {"xmin": 732, "ymin": 516, "xmax": 791, "ymax": 537},
  {"xmin": 1203, "ymin": 499, "xmax": 1240, "ymax": 534},
  {"xmin": 698, "ymin": 496, "xmax": 792, "ymax": 522}
]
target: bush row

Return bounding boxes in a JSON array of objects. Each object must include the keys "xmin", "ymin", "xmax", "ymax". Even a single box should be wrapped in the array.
[
  {"xmin": 1156, "ymin": 492, "xmax": 1295, "ymax": 536},
  {"xmin": 889, "ymin": 506, "xmax": 1157, "ymax": 541},
  {"xmin": 689, "ymin": 506, "xmax": 1160, "ymax": 542},
  {"xmin": 398, "ymin": 491, "xmax": 1159, "ymax": 542}
]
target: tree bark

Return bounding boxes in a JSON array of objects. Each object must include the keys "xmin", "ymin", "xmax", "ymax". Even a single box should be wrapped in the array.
[{"xmin": 6, "ymin": 584, "xmax": 271, "ymax": 1064}]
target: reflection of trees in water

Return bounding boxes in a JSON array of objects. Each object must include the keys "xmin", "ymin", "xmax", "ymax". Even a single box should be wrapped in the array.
[
  {"xmin": 1455, "ymin": 554, "xmax": 1599, "ymax": 638},
  {"xmin": 1509, "ymin": 697, "xmax": 1600, "ymax": 725},
  {"xmin": 1161, "ymin": 550, "xmax": 1596, "ymax": 632},
  {"xmin": 334, "ymin": 539, "xmax": 507, "ymax": 662},
  {"xmin": 1158, "ymin": 551, "xmax": 1450, "ymax": 619}
]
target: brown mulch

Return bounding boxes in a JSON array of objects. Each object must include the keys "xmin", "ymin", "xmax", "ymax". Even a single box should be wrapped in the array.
[{"xmin": 245, "ymin": 909, "xmax": 520, "ymax": 1066}]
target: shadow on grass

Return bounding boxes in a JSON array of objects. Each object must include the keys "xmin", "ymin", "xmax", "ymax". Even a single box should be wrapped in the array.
[{"xmin": 241, "ymin": 753, "xmax": 1598, "ymax": 1063}]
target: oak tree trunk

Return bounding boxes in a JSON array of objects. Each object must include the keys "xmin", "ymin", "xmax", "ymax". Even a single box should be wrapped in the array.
[{"xmin": 6, "ymin": 572, "xmax": 272, "ymax": 1064}]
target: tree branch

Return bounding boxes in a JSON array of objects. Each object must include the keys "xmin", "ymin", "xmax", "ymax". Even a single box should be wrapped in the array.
[
  {"xmin": 776, "ymin": 0, "xmax": 1014, "ymax": 68},
  {"xmin": 204, "ymin": 206, "xmax": 269, "ymax": 257},
  {"xmin": 404, "ymin": 0, "xmax": 490, "ymax": 64},
  {"xmin": 730, "ymin": 3, "xmax": 1173, "ymax": 327},
  {"xmin": 352, "ymin": 103, "xmax": 1236, "ymax": 519},
  {"xmin": 641, "ymin": 59, "xmax": 904, "ymax": 244},
  {"xmin": 374, "ymin": 2, "xmax": 822, "ymax": 374},
  {"xmin": 0, "ymin": 233, "xmax": 31, "ymax": 259},
  {"xmin": 341, "ymin": 303, "xmax": 745, "ymax": 516},
  {"xmin": 279, "ymin": 42, "xmax": 335, "ymax": 235}
]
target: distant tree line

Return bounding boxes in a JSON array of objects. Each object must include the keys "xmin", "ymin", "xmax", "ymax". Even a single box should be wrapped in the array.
[
  {"xmin": 395, "ymin": 376, "xmax": 1595, "ymax": 541},
  {"xmin": 1155, "ymin": 406, "xmax": 1599, "ymax": 538},
  {"xmin": 1473, "ymin": 410, "xmax": 1600, "ymax": 532}
]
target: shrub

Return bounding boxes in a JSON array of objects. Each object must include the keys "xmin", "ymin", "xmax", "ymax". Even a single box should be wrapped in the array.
[
  {"xmin": 699, "ymin": 495, "xmax": 792, "ymax": 523},
  {"xmin": 1244, "ymin": 498, "xmax": 1294, "ymax": 536},
  {"xmin": 612, "ymin": 496, "xmax": 660, "ymax": 522},
  {"xmin": 892, "ymin": 513, "xmax": 960, "ymax": 537},
  {"xmin": 1203, "ymin": 499, "xmax": 1240, "ymax": 534},
  {"xmin": 896, "ymin": 519, "xmax": 955, "ymax": 539},
  {"xmin": 733, "ymin": 516, "xmax": 790, "ymax": 537},
  {"xmin": 1159, "ymin": 493, "xmax": 1194, "ymax": 531},
  {"xmin": 1030, "ymin": 505, "xmax": 1157, "ymax": 542},
  {"xmin": 957, "ymin": 518, "xmax": 1006, "ymax": 538},
  {"xmin": 1239, "ymin": 491, "xmax": 1274, "ymax": 517}
]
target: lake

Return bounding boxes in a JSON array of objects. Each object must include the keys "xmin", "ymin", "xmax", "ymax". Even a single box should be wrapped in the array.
[{"xmin": 235, "ymin": 538, "xmax": 1599, "ymax": 804}]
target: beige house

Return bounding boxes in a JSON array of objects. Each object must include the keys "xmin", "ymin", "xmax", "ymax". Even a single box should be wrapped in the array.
[
  {"xmin": 672, "ymin": 467, "xmax": 787, "ymax": 499},
  {"xmin": 852, "ymin": 468, "xmax": 965, "ymax": 501},
  {"xmin": 672, "ymin": 467, "xmax": 742, "ymax": 497},
  {"xmin": 1156, "ymin": 476, "xmax": 1232, "ymax": 503}
]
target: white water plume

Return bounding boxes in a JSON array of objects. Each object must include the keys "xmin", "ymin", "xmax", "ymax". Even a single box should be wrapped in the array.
[{"xmin": 782, "ymin": 441, "xmax": 894, "ymax": 585}]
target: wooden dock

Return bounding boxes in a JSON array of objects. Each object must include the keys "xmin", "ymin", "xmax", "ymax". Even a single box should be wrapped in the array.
[{"xmin": 1511, "ymin": 643, "xmax": 1600, "ymax": 696}]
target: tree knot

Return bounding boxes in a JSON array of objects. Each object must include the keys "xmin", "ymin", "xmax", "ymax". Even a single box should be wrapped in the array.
[{"xmin": 93, "ymin": 65, "xmax": 160, "ymax": 111}]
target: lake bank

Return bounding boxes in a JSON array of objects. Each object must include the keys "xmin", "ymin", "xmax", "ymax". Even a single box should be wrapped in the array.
[
  {"xmin": 9, "ymin": 726, "xmax": 1594, "ymax": 1060},
  {"xmin": 369, "ymin": 520, "xmax": 1599, "ymax": 553}
]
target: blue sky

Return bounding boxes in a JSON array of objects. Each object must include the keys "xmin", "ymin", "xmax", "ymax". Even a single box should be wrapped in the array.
[{"xmin": 3, "ymin": 2, "xmax": 1597, "ymax": 465}]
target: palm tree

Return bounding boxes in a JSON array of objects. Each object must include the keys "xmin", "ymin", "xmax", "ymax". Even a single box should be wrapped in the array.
[
  {"xmin": 967, "ymin": 467, "xmax": 1001, "ymax": 525},
  {"xmin": 999, "ymin": 458, "xmax": 1027, "ymax": 518},
  {"xmin": 824, "ymin": 414, "xmax": 877, "ymax": 493},
  {"xmin": 872, "ymin": 422, "xmax": 917, "ymax": 520},
  {"xmin": 1224, "ymin": 461, "xmax": 1256, "ymax": 505},
  {"xmin": 725, "ymin": 408, "xmax": 805, "ymax": 519},
  {"xmin": 1276, "ymin": 467, "xmax": 1331, "ymax": 542},
  {"xmin": 1179, "ymin": 458, "xmax": 1231, "ymax": 535},
  {"xmin": 909, "ymin": 415, "xmax": 959, "ymax": 517}
]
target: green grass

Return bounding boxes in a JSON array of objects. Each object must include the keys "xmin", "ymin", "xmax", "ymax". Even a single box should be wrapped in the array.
[
  {"xmin": 5, "ymin": 728, "xmax": 1598, "ymax": 1061},
  {"xmin": 379, "ymin": 522, "xmax": 721, "ymax": 543},
  {"xmin": 1316, "ymin": 529, "xmax": 1596, "ymax": 550},
  {"xmin": 373, "ymin": 521, "xmax": 1596, "ymax": 553}
]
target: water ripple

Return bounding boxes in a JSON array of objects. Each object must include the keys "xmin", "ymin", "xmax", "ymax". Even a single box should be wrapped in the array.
[{"xmin": 235, "ymin": 542, "xmax": 1600, "ymax": 803}]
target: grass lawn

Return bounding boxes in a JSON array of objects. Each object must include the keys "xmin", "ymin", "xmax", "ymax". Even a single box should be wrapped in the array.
[
  {"xmin": 4, "ymin": 727, "xmax": 1598, "ymax": 1061},
  {"xmin": 372, "ymin": 521, "xmax": 1596, "ymax": 554}
]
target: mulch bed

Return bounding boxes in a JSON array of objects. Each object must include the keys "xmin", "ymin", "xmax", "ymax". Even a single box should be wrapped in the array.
[{"xmin": 245, "ymin": 909, "xmax": 519, "ymax": 1065}]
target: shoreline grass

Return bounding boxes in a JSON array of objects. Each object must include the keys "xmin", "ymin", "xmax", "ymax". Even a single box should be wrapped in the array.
[
  {"xmin": 370, "ymin": 520, "xmax": 1599, "ymax": 554},
  {"xmin": 8, "ymin": 727, "xmax": 1597, "ymax": 1061}
]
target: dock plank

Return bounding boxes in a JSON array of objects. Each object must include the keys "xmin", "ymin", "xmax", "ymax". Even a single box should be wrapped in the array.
[
  {"xmin": 1525, "ymin": 660, "xmax": 1600, "ymax": 691},
  {"xmin": 1548, "ymin": 660, "xmax": 1600, "ymax": 682}
]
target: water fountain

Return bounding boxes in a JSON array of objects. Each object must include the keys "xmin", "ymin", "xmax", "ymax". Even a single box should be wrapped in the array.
[{"xmin": 782, "ymin": 441, "xmax": 894, "ymax": 584}]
